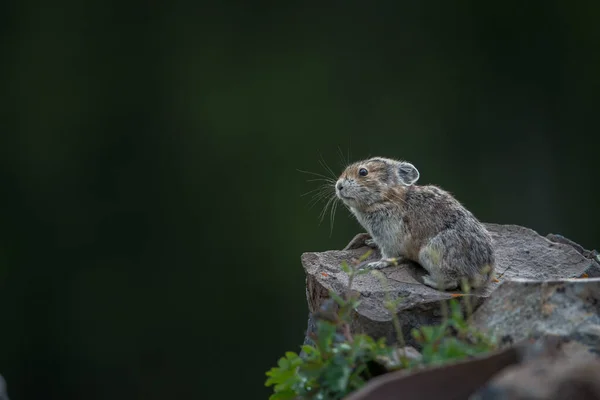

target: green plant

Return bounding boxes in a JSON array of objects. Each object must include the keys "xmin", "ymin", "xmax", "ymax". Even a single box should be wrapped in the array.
[
  {"xmin": 412, "ymin": 298, "xmax": 497, "ymax": 366},
  {"xmin": 265, "ymin": 253, "xmax": 497, "ymax": 400},
  {"xmin": 266, "ymin": 251, "xmax": 396, "ymax": 400}
]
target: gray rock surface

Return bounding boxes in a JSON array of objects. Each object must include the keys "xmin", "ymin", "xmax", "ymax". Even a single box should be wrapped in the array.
[
  {"xmin": 0, "ymin": 375, "xmax": 9, "ymax": 400},
  {"xmin": 470, "ymin": 336, "xmax": 600, "ymax": 400},
  {"xmin": 471, "ymin": 278, "xmax": 600, "ymax": 351},
  {"xmin": 486, "ymin": 224, "xmax": 599, "ymax": 281},
  {"xmin": 345, "ymin": 343, "xmax": 524, "ymax": 400},
  {"xmin": 302, "ymin": 224, "xmax": 600, "ymax": 347},
  {"xmin": 546, "ymin": 233, "xmax": 600, "ymax": 277},
  {"xmin": 344, "ymin": 334, "xmax": 599, "ymax": 400}
]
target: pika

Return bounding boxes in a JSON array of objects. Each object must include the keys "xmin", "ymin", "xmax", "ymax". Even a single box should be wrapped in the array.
[{"xmin": 335, "ymin": 157, "xmax": 495, "ymax": 291}]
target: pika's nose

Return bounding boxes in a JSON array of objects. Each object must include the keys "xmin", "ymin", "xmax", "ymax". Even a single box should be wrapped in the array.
[{"xmin": 336, "ymin": 181, "xmax": 343, "ymax": 191}]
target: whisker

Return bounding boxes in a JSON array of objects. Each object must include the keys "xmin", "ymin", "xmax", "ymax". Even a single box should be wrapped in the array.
[
  {"xmin": 309, "ymin": 198, "xmax": 331, "ymax": 209},
  {"xmin": 318, "ymin": 161, "xmax": 337, "ymax": 180},
  {"xmin": 301, "ymin": 184, "xmax": 334, "ymax": 197},
  {"xmin": 298, "ymin": 155, "xmax": 345, "ymax": 229},
  {"xmin": 329, "ymin": 198, "xmax": 340, "ymax": 237},
  {"xmin": 337, "ymin": 146, "xmax": 348, "ymax": 169},
  {"xmin": 317, "ymin": 199, "xmax": 329, "ymax": 224},
  {"xmin": 307, "ymin": 187, "xmax": 335, "ymax": 208},
  {"xmin": 306, "ymin": 178, "xmax": 336, "ymax": 183},
  {"xmin": 318, "ymin": 154, "xmax": 338, "ymax": 180},
  {"xmin": 378, "ymin": 190, "xmax": 406, "ymax": 206},
  {"xmin": 384, "ymin": 192, "xmax": 407, "ymax": 205},
  {"xmin": 308, "ymin": 190, "xmax": 334, "ymax": 208},
  {"xmin": 347, "ymin": 144, "xmax": 351, "ymax": 166},
  {"xmin": 297, "ymin": 169, "xmax": 335, "ymax": 181},
  {"xmin": 318, "ymin": 194, "xmax": 337, "ymax": 225}
]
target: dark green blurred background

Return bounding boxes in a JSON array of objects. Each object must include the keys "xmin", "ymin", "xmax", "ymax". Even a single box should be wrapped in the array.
[{"xmin": 1, "ymin": 1, "xmax": 599, "ymax": 399}]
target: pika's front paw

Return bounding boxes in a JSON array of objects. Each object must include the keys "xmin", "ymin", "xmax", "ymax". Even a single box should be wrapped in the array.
[
  {"xmin": 422, "ymin": 275, "xmax": 458, "ymax": 291},
  {"xmin": 360, "ymin": 257, "xmax": 401, "ymax": 270}
]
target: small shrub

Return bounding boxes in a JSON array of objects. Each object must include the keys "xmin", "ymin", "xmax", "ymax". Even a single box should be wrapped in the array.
[
  {"xmin": 412, "ymin": 299, "xmax": 497, "ymax": 366},
  {"xmin": 265, "ymin": 252, "xmax": 497, "ymax": 400}
]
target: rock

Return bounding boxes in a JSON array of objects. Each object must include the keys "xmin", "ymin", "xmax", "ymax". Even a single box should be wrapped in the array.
[
  {"xmin": 486, "ymin": 224, "xmax": 598, "ymax": 281},
  {"xmin": 375, "ymin": 346, "xmax": 422, "ymax": 370},
  {"xmin": 303, "ymin": 244, "xmax": 479, "ymax": 348},
  {"xmin": 0, "ymin": 375, "xmax": 9, "ymax": 400},
  {"xmin": 344, "ymin": 334, "xmax": 600, "ymax": 400},
  {"xmin": 344, "ymin": 343, "xmax": 524, "ymax": 400},
  {"xmin": 546, "ymin": 233, "xmax": 600, "ymax": 277},
  {"xmin": 395, "ymin": 346, "xmax": 421, "ymax": 363},
  {"xmin": 470, "ymin": 278, "xmax": 600, "ymax": 353},
  {"xmin": 302, "ymin": 224, "xmax": 599, "ymax": 347},
  {"xmin": 470, "ymin": 336, "xmax": 600, "ymax": 400}
]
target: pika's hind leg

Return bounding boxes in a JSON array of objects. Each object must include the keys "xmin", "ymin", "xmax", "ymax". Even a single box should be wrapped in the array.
[{"xmin": 418, "ymin": 232, "xmax": 464, "ymax": 291}]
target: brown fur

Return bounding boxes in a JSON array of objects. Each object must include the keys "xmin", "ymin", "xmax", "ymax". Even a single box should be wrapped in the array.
[{"xmin": 336, "ymin": 157, "xmax": 495, "ymax": 291}]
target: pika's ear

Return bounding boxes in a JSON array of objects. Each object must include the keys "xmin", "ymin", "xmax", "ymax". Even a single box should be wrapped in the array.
[{"xmin": 397, "ymin": 162, "xmax": 420, "ymax": 186}]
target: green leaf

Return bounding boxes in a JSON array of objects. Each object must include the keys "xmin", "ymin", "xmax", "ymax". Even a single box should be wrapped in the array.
[
  {"xmin": 450, "ymin": 299, "xmax": 463, "ymax": 321},
  {"xmin": 266, "ymin": 273, "xmax": 499, "ymax": 400},
  {"xmin": 278, "ymin": 357, "xmax": 289, "ymax": 370},
  {"xmin": 316, "ymin": 321, "xmax": 337, "ymax": 354},
  {"xmin": 274, "ymin": 383, "xmax": 289, "ymax": 392},
  {"xmin": 269, "ymin": 389, "xmax": 297, "ymax": 400},
  {"xmin": 349, "ymin": 299, "xmax": 362, "ymax": 309},
  {"xmin": 411, "ymin": 328, "xmax": 423, "ymax": 342},
  {"xmin": 340, "ymin": 261, "xmax": 351, "ymax": 273},
  {"xmin": 265, "ymin": 377, "xmax": 276, "ymax": 387},
  {"xmin": 419, "ymin": 326, "xmax": 435, "ymax": 342},
  {"xmin": 290, "ymin": 358, "xmax": 303, "ymax": 368},
  {"xmin": 322, "ymin": 354, "xmax": 352, "ymax": 393},
  {"xmin": 329, "ymin": 291, "xmax": 346, "ymax": 307},
  {"xmin": 358, "ymin": 249, "xmax": 373, "ymax": 262},
  {"xmin": 301, "ymin": 345, "xmax": 318, "ymax": 357},
  {"xmin": 301, "ymin": 359, "xmax": 323, "ymax": 373}
]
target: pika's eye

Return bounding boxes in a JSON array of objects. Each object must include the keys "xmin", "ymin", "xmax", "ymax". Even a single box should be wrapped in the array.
[{"xmin": 358, "ymin": 168, "xmax": 368, "ymax": 177}]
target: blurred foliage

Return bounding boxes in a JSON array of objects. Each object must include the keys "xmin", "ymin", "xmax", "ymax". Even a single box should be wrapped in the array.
[
  {"xmin": 265, "ymin": 255, "xmax": 497, "ymax": 399},
  {"xmin": 411, "ymin": 300, "xmax": 497, "ymax": 366},
  {"xmin": 1, "ymin": 0, "xmax": 599, "ymax": 399}
]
